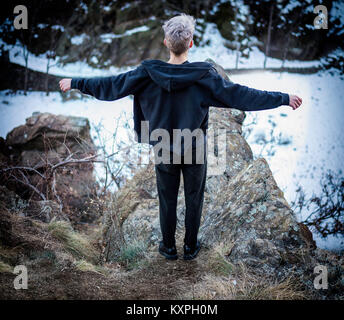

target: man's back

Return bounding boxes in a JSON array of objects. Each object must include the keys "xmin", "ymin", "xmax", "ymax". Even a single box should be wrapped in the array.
[{"xmin": 70, "ymin": 59, "xmax": 289, "ymax": 155}]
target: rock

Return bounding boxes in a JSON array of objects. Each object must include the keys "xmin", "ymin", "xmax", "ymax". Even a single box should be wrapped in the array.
[
  {"xmin": 117, "ymin": 60, "xmax": 305, "ymax": 262},
  {"xmin": 102, "ymin": 162, "xmax": 158, "ymax": 260},
  {"xmin": 0, "ymin": 185, "xmax": 67, "ymax": 223},
  {"xmin": 24, "ymin": 200, "xmax": 68, "ymax": 223},
  {"xmin": 199, "ymin": 158, "xmax": 304, "ymax": 274},
  {"xmin": 0, "ymin": 185, "xmax": 26, "ymax": 212},
  {"xmin": 6, "ymin": 112, "xmax": 95, "ymax": 167},
  {"xmin": 100, "ymin": 59, "xmax": 343, "ymax": 298},
  {"xmin": 0, "ymin": 137, "xmax": 10, "ymax": 164},
  {"xmin": 1, "ymin": 112, "xmax": 98, "ymax": 223}
]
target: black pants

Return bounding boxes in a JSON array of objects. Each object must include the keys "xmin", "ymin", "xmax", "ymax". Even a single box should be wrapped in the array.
[{"xmin": 155, "ymin": 149, "xmax": 207, "ymax": 248}]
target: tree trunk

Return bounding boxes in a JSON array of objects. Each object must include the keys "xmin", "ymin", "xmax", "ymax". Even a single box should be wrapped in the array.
[
  {"xmin": 281, "ymin": 33, "xmax": 291, "ymax": 69},
  {"xmin": 264, "ymin": 4, "xmax": 274, "ymax": 69},
  {"xmin": 234, "ymin": 1, "xmax": 240, "ymax": 69},
  {"xmin": 24, "ymin": 52, "xmax": 29, "ymax": 95},
  {"xmin": 45, "ymin": 58, "xmax": 50, "ymax": 96}
]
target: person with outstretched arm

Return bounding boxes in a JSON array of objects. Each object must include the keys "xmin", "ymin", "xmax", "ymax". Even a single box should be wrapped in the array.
[{"xmin": 59, "ymin": 14, "xmax": 302, "ymax": 261}]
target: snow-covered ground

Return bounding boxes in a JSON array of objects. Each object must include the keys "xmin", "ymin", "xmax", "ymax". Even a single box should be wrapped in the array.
[
  {"xmin": 0, "ymin": 39, "xmax": 132, "ymax": 77},
  {"xmin": 231, "ymin": 71, "xmax": 344, "ymax": 252},
  {"xmin": 190, "ymin": 23, "xmax": 321, "ymax": 69},
  {"xmin": 1, "ymin": 21, "xmax": 323, "ymax": 79}
]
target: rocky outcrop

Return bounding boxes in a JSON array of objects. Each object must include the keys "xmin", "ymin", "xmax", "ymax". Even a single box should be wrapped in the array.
[
  {"xmin": 0, "ymin": 112, "xmax": 97, "ymax": 223},
  {"xmin": 102, "ymin": 60, "xmax": 344, "ymax": 298},
  {"xmin": 5, "ymin": 112, "xmax": 95, "ymax": 167}
]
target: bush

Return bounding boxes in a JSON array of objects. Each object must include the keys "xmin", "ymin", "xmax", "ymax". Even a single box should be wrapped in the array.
[{"xmin": 118, "ymin": 240, "xmax": 147, "ymax": 270}]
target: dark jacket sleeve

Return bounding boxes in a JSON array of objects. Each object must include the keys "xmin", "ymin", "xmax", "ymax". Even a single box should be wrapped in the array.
[
  {"xmin": 203, "ymin": 68, "xmax": 289, "ymax": 111},
  {"xmin": 71, "ymin": 65, "xmax": 146, "ymax": 101}
]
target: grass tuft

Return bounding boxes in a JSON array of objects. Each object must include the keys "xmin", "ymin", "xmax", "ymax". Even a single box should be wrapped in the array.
[
  {"xmin": 48, "ymin": 220, "xmax": 98, "ymax": 263},
  {"xmin": 118, "ymin": 240, "xmax": 147, "ymax": 270},
  {"xmin": 0, "ymin": 260, "xmax": 12, "ymax": 273},
  {"xmin": 232, "ymin": 263, "xmax": 306, "ymax": 300},
  {"xmin": 74, "ymin": 260, "xmax": 107, "ymax": 275},
  {"xmin": 207, "ymin": 242, "xmax": 234, "ymax": 276}
]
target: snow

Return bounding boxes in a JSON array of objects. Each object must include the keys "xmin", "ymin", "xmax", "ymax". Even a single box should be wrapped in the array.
[
  {"xmin": 331, "ymin": 1, "xmax": 344, "ymax": 27},
  {"xmin": 281, "ymin": 1, "xmax": 301, "ymax": 14},
  {"xmin": 70, "ymin": 34, "xmax": 89, "ymax": 45},
  {"xmin": 0, "ymin": 39, "xmax": 133, "ymax": 77},
  {"xmin": 188, "ymin": 23, "xmax": 321, "ymax": 69},
  {"xmin": 0, "ymin": 92, "xmax": 132, "ymax": 143},
  {"xmin": 120, "ymin": 3, "xmax": 131, "ymax": 11},
  {"xmin": 100, "ymin": 25, "xmax": 150, "ymax": 43},
  {"xmin": 232, "ymin": 70, "xmax": 344, "ymax": 251}
]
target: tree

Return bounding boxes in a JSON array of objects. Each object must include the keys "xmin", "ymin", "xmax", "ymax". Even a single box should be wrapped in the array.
[
  {"xmin": 263, "ymin": 2, "xmax": 274, "ymax": 69},
  {"xmin": 232, "ymin": 0, "xmax": 252, "ymax": 69},
  {"xmin": 291, "ymin": 170, "xmax": 344, "ymax": 238},
  {"xmin": 44, "ymin": 25, "xmax": 64, "ymax": 95}
]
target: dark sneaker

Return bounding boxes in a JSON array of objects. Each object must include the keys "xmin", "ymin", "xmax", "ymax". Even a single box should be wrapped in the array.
[
  {"xmin": 183, "ymin": 241, "xmax": 201, "ymax": 260},
  {"xmin": 158, "ymin": 241, "xmax": 178, "ymax": 260}
]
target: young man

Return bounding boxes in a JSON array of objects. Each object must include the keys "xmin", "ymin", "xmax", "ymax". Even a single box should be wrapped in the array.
[{"xmin": 59, "ymin": 14, "xmax": 302, "ymax": 261}]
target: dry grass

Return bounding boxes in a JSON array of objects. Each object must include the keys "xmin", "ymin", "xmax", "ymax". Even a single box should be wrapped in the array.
[
  {"xmin": 185, "ymin": 270, "xmax": 305, "ymax": 300},
  {"xmin": 0, "ymin": 205, "xmax": 309, "ymax": 300},
  {"xmin": 206, "ymin": 242, "xmax": 235, "ymax": 276},
  {"xmin": 0, "ymin": 260, "xmax": 12, "ymax": 273},
  {"xmin": 181, "ymin": 249, "xmax": 306, "ymax": 300},
  {"xmin": 74, "ymin": 260, "xmax": 108, "ymax": 275},
  {"xmin": 232, "ymin": 262, "xmax": 306, "ymax": 300},
  {"xmin": 48, "ymin": 220, "xmax": 98, "ymax": 263},
  {"xmin": 188, "ymin": 274, "xmax": 236, "ymax": 300}
]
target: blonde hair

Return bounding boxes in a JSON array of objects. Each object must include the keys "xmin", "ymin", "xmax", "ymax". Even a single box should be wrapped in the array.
[{"xmin": 162, "ymin": 14, "xmax": 195, "ymax": 55}]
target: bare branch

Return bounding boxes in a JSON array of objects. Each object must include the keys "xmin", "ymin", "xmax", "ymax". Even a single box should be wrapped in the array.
[
  {"xmin": 0, "ymin": 166, "xmax": 45, "ymax": 179},
  {"xmin": 52, "ymin": 170, "xmax": 63, "ymax": 211},
  {"xmin": 9, "ymin": 172, "xmax": 46, "ymax": 201},
  {"xmin": 51, "ymin": 154, "xmax": 102, "ymax": 171}
]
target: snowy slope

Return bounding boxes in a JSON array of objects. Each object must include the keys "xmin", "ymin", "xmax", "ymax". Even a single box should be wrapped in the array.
[
  {"xmin": 189, "ymin": 23, "xmax": 321, "ymax": 69},
  {"xmin": 1, "ymin": 21, "xmax": 322, "ymax": 79}
]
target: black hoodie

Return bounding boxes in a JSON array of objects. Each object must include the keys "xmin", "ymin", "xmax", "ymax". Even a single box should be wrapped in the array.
[{"xmin": 71, "ymin": 59, "xmax": 289, "ymax": 151}]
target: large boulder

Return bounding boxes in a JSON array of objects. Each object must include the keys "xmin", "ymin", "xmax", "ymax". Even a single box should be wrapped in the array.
[
  {"xmin": 1, "ymin": 112, "xmax": 98, "ymax": 223},
  {"xmin": 6, "ymin": 112, "xmax": 95, "ymax": 167},
  {"xmin": 106, "ymin": 60, "xmax": 344, "ymax": 298},
  {"xmin": 199, "ymin": 158, "xmax": 304, "ymax": 272}
]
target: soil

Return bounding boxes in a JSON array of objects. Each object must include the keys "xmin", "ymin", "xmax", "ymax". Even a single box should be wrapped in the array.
[{"xmin": 0, "ymin": 245, "xmax": 208, "ymax": 300}]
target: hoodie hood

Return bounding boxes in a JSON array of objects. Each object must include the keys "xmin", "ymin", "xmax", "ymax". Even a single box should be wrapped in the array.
[{"xmin": 141, "ymin": 59, "xmax": 212, "ymax": 92}]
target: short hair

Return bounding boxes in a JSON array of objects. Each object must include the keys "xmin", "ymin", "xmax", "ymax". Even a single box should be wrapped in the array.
[{"xmin": 162, "ymin": 14, "xmax": 195, "ymax": 55}]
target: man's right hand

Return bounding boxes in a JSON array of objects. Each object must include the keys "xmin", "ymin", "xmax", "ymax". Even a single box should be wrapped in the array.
[
  {"xmin": 289, "ymin": 94, "xmax": 302, "ymax": 110},
  {"xmin": 59, "ymin": 78, "xmax": 72, "ymax": 92}
]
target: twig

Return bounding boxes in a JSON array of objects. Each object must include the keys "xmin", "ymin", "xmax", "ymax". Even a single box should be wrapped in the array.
[
  {"xmin": 9, "ymin": 172, "xmax": 46, "ymax": 201},
  {"xmin": 0, "ymin": 166, "xmax": 45, "ymax": 179}
]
